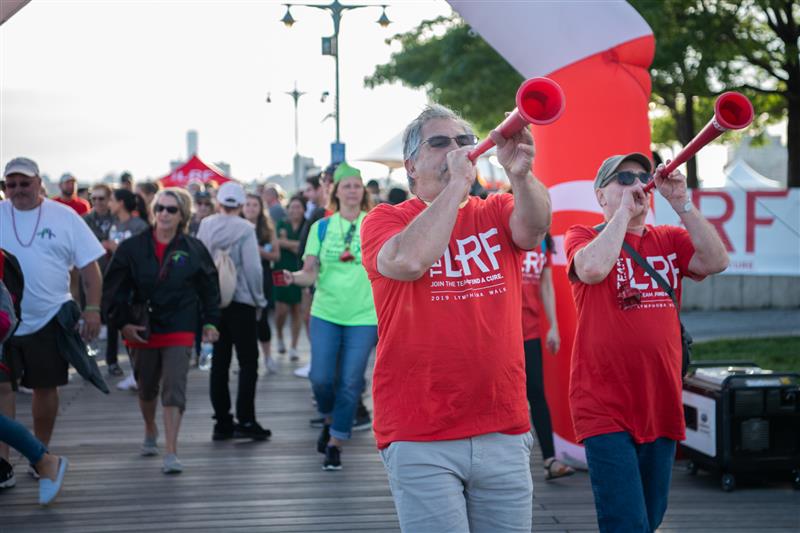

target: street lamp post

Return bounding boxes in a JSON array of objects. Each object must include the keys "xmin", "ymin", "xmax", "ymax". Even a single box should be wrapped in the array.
[
  {"xmin": 266, "ymin": 81, "xmax": 308, "ymax": 190},
  {"xmin": 281, "ymin": 2, "xmax": 391, "ymax": 163}
]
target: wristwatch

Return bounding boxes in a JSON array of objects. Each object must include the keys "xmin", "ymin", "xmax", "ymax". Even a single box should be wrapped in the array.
[{"xmin": 677, "ymin": 200, "xmax": 693, "ymax": 214}]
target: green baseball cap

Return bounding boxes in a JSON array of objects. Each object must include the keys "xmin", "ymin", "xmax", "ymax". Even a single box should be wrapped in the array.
[
  {"xmin": 593, "ymin": 152, "xmax": 652, "ymax": 189},
  {"xmin": 333, "ymin": 162, "xmax": 362, "ymax": 184}
]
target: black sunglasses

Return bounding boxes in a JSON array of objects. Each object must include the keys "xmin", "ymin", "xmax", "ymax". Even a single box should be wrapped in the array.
[
  {"xmin": 420, "ymin": 134, "xmax": 478, "ymax": 151},
  {"xmin": 5, "ymin": 181, "xmax": 32, "ymax": 189},
  {"xmin": 154, "ymin": 204, "xmax": 179, "ymax": 214},
  {"xmin": 611, "ymin": 171, "xmax": 653, "ymax": 186}
]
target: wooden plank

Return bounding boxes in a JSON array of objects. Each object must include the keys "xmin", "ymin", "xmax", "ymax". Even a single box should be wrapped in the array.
[{"xmin": 2, "ymin": 339, "xmax": 798, "ymax": 533}]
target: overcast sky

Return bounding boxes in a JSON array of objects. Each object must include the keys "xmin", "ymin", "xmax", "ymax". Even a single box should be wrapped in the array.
[{"xmin": 1, "ymin": 0, "xmax": 452, "ymax": 184}]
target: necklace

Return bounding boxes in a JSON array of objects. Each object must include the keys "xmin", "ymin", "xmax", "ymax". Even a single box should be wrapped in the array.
[
  {"xmin": 337, "ymin": 213, "xmax": 358, "ymax": 262},
  {"xmin": 10, "ymin": 202, "xmax": 44, "ymax": 248}
]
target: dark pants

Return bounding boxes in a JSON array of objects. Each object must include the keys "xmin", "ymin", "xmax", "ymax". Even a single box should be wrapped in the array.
[
  {"xmin": 210, "ymin": 302, "xmax": 259, "ymax": 424},
  {"xmin": 105, "ymin": 323, "xmax": 119, "ymax": 366},
  {"xmin": 523, "ymin": 338, "xmax": 555, "ymax": 459},
  {"xmin": 584, "ymin": 432, "xmax": 676, "ymax": 533}
]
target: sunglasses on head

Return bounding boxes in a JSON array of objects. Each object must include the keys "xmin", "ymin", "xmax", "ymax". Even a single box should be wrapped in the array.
[
  {"xmin": 610, "ymin": 171, "xmax": 653, "ymax": 186},
  {"xmin": 154, "ymin": 204, "xmax": 179, "ymax": 214},
  {"xmin": 420, "ymin": 134, "xmax": 478, "ymax": 150}
]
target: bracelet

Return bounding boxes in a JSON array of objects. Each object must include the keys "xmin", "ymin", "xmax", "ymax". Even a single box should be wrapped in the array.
[{"xmin": 84, "ymin": 305, "xmax": 101, "ymax": 312}]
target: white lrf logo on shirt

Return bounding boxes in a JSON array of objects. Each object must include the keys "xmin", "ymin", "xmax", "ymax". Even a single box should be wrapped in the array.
[
  {"xmin": 429, "ymin": 228, "xmax": 502, "ymax": 278},
  {"xmin": 522, "ymin": 250, "xmax": 545, "ymax": 275},
  {"xmin": 619, "ymin": 253, "xmax": 681, "ymax": 290}
]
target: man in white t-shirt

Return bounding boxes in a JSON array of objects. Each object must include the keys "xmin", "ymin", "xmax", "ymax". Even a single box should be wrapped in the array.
[{"xmin": 0, "ymin": 157, "xmax": 104, "ymax": 481}]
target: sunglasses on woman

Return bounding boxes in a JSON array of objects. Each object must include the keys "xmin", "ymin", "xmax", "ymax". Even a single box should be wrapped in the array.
[
  {"xmin": 154, "ymin": 204, "xmax": 179, "ymax": 214},
  {"xmin": 611, "ymin": 171, "xmax": 653, "ymax": 186},
  {"xmin": 419, "ymin": 134, "xmax": 479, "ymax": 151}
]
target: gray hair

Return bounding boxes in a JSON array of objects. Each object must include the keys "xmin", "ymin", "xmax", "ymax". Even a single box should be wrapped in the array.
[{"xmin": 402, "ymin": 104, "xmax": 474, "ymax": 192}]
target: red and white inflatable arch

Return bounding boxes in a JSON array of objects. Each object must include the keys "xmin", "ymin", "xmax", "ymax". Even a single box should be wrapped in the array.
[{"xmin": 449, "ymin": 0, "xmax": 655, "ymax": 467}]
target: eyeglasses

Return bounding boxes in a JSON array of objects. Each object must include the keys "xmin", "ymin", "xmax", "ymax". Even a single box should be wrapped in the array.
[
  {"xmin": 4, "ymin": 181, "xmax": 32, "ymax": 189},
  {"xmin": 418, "ymin": 134, "xmax": 478, "ymax": 152},
  {"xmin": 91, "ymin": 196, "xmax": 107, "ymax": 201},
  {"xmin": 610, "ymin": 171, "xmax": 653, "ymax": 186},
  {"xmin": 154, "ymin": 204, "xmax": 179, "ymax": 214}
]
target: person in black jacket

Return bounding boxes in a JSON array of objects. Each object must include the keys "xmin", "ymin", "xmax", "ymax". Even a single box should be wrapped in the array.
[{"xmin": 103, "ymin": 188, "xmax": 221, "ymax": 474}]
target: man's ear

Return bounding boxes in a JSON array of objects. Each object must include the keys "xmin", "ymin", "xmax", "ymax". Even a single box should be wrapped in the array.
[
  {"xmin": 404, "ymin": 158, "xmax": 415, "ymax": 179},
  {"xmin": 595, "ymin": 188, "xmax": 606, "ymax": 207}
]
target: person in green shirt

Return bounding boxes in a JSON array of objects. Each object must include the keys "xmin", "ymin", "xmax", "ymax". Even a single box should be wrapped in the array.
[
  {"xmin": 281, "ymin": 163, "xmax": 377, "ymax": 471},
  {"xmin": 273, "ymin": 196, "xmax": 307, "ymax": 360}
]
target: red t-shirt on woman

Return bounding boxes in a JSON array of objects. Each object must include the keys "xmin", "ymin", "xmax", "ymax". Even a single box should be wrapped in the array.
[{"xmin": 520, "ymin": 245, "xmax": 552, "ymax": 341}]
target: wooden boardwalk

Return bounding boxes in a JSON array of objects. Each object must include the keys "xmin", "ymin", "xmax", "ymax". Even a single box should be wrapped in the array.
[{"xmin": 2, "ymin": 336, "xmax": 798, "ymax": 532}]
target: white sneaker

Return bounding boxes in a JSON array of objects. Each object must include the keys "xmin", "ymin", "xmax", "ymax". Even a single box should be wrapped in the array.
[
  {"xmin": 264, "ymin": 357, "xmax": 279, "ymax": 375},
  {"xmin": 18, "ymin": 386, "xmax": 33, "ymax": 395},
  {"xmin": 277, "ymin": 339, "xmax": 286, "ymax": 354},
  {"xmin": 117, "ymin": 374, "xmax": 138, "ymax": 391},
  {"xmin": 293, "ymin": 363, "xmax": 310, "ymax": 379},
  {"xmin": 288, "ymin": 347, "xmax": 299, "ymax": 361}
]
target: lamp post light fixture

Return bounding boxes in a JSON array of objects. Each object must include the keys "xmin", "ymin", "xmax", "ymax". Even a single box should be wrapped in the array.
[
  {"xmin": 280, "ymin": 1, "xmax": 391, "ymax": 163},
  {"xmin": 266, "ymin": 83, "xmax": 332, "ymax": 190}
]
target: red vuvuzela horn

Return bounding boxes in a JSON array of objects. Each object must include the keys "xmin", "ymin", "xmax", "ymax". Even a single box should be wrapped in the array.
[
  {"xmin": 644, "ymin": 91, "xmax": 754, "ymax": 192},
  {"xmin": 467, "ymin": 77, "xmax": 565, "ymax": 162}
]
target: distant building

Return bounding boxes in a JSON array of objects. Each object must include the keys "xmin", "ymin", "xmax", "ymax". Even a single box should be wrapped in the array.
[{"xmin": 187, "ymin": 130, "xmax": 198, "ymax": 157}]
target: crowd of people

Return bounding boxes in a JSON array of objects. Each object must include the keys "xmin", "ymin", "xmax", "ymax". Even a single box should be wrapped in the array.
[{"xmin": 0, "ymin": 100, "xmax": 728, "ymax": 533}]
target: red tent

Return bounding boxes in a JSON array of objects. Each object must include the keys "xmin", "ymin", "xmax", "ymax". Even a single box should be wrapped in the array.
[{"xmin": 158, "ymin": 155, "xmax": 233, "ymax": 188}]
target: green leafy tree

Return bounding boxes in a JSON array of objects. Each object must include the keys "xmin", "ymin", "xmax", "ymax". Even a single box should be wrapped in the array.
[
  {"xmin": 365, "ymin": 16, "xmax": 522, "ymax": 136},
  {"xmin": 369, "ymin": 3, "xmax": 797, "ymax": 186},
  {"xmin": 714, "ymin": 0, "xmax": 800, "ymax": 187},
  {"xmin": 634, "ymin": 0, "xmax": 798, "ymax": 187}
]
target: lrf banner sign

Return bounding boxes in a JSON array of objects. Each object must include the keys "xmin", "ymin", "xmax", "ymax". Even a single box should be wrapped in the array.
[{"xmin": 655, "ymin": 189, "xmax": 800, "ymax": 276}]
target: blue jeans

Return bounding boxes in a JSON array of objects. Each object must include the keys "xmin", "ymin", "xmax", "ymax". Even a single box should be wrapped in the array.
[
  {"xmin": 584, "ymin": 432, "xmax": 676, "ymax": 533},
  {"xmin": 0, "ymin": 414, "xmax": 47, "ymax": 465},
  {"xmin": 309, "ymin": 316, "xmax": 377, "ymax": 441}
]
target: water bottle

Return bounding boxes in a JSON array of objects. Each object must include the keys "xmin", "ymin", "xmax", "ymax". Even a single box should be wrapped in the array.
[
  {"xmin": 78, "ymin": 319, "xmax": 99, "ymax": 357},
  {"xmin": 199, "ymin": 342, "xmax": 214, "ymax": 371}
]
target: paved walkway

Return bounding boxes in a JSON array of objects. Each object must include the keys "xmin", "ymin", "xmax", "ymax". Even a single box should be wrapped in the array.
[
  {"xmin": 2, "ymin": 330, "xmax": 799, "ymax": 531},
  {"xmin": 681, "ymin": 309, "xmax": 800, "ymax": 342}
]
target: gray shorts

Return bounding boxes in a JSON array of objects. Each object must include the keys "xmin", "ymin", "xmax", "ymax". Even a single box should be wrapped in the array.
[
  {"xmin": 379, "ymin": 432, "xmax": 534, "ymax": 533},
  {"xmin": 132, "ymin": 345, "xmax": 191, "ymax": 411}
]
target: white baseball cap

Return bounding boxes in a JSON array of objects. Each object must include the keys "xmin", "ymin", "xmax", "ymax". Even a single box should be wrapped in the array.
[
  {"xmin": 3, "ymin": 157, "xmax": 40, "ymax": 179},
  {"xmin": 60, "ymin": 172, "xmax": 77, "ymax": 184},
  {"xmin": 216, "ymin": 181, "xmax": 246, "ymax": 207}
]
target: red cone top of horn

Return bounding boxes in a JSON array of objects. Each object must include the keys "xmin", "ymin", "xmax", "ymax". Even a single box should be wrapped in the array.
[
  {"xmin": 516, "ymin": 77, "xmax": 565, "ymax": 125},
  {"xmin": 715, "ymin": 91, "xmax": 754, "ymax": 130}
]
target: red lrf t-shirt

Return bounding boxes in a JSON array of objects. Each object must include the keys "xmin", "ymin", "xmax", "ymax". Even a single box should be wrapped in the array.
[
  {"xmin": 564, "ymin": 224, "xmax": 704, "ymax": 444},
  {"xmin": 520, "ymin": 245, "xmax": 552, "ymax": 341},
  {"xmin": 361, "ymin": 194, "xmax": 531, "ymax": 450},
  {"xmin": 53, "ymin": 196, "xmax": 90, "ymax": 216},
  {"xmin": 125, "ymin": 233, "xmax": 194, "ymax": 349}
]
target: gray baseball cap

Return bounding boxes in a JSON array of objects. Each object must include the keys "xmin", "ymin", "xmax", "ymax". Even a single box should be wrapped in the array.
[
  {"xmin": 4, "ymin": 157, "xmax": 40, "ymax": 179},
  {"xmin": 593, "ymin": 152, "xmax": 652, "ymax": 189}
]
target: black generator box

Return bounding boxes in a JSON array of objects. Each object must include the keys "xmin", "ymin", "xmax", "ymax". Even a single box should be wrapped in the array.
[{"xmin": 680, "ymin": 361, "xmax": 800, "ymax": 491}]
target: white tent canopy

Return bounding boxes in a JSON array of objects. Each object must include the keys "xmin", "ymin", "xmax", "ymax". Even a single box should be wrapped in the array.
[
  {"xmin": 718, "ymin": 159, "xmax": 781, "ymax": 189},
  {"xmin": 357, "ymin": 131, "xmax": 405, "ymax": 169}
]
